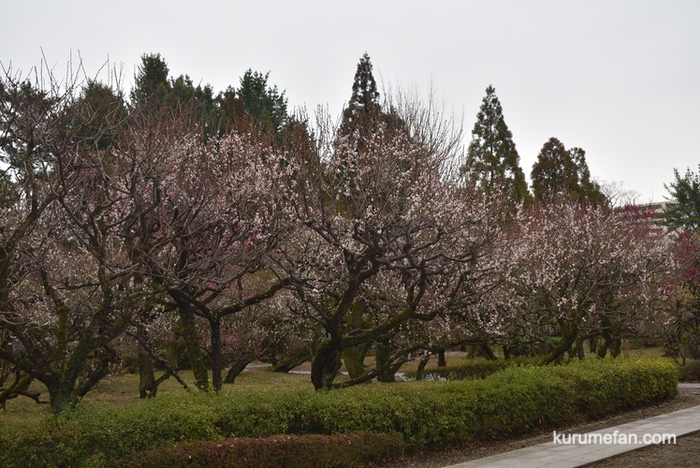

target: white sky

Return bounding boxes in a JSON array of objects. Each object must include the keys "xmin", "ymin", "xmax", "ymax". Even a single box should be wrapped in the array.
[{"xmin": 3, "ymin": 0, "xmax": 699, "ymax": 202}]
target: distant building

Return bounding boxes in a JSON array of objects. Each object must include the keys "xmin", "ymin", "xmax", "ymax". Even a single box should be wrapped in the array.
[{"xmin": 628, "ymin": 201, "xmax": 675, "ymax": 237}]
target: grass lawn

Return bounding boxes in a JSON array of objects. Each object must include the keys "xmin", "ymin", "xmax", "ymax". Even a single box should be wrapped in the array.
[
  {"xmin": 0, "ymin": 344, "xmax": 669, "ymax": 422},
  {"xmin": 1, "ymin": 367, "xmax": 313, "ymax": 422}
]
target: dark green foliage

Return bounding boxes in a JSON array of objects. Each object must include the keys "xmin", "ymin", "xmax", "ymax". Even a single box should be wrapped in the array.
[
  {"xmin": 339, "ymin": 52, "xmax": 382, "ymax": 139},
  {"xmin": 531, "ymin": 137, "xmax": 606, "ymax": 206},
  {"xmin": 0, "ymin": 80, "xmax": 50, "ymax": 210},
  {"xmin": 217, "ymin": 70, "xmax": 307, "ymax": 152},
  {"xmin": 130, "ymin": 53, "xmax": 220, "ymax": 134},
  {"xmin": 130, "ymin": 53, "xmax": 170, "ymax": 106},
  {"xmin": 547, "ymin": 358, "xmax": 679, "ymax": 417},
  {"xmin": 236, "ymin": 69, "xmax": 289, "ymax": 135},
  {"xmin": 129, "ymin": 53, "xmax": 298, "ymax": 143},
  {"xmin": 463, "ymin": 85, "xmax": 531, "ymax": 206},
  {"xmin": 662, "ymin": 165, "xmax": 700, "ymax": 232},
  {"xmin": 679, "ymin": 359, "xmax": 700, "ymax": 382},
  {"xmin": 0, "ymin": 80, "xmax": 56, "ymax": 172},
  {"xmin": 0, "ymin": 359, "xmax": 678, "ymax": 467},
  {"xmin": 73, "ymin": 80, "xmax": 127, "ymax": 150},
  {"xmin": 168, "ymin": 74, "xmax": 220, "ymax": 133},
  {"xmin": 114, "ymin": 433, "xmax": 406, "ymax": 468}
]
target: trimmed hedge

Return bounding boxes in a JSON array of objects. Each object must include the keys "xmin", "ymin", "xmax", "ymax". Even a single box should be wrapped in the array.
[
  {"xmin": 403, "ymin": 356, "xmax": 539, "ymax": 381},
  {"xmin": 0, "ymin": 358, "xmax": 679, "ymax": 467},
  {"xmin": 546, "ymin": 358, "xmax": 679, "ymax": 417},
  {"xmin": 113, "ymin": 433, "xmax": 405, "ymax": 468}
]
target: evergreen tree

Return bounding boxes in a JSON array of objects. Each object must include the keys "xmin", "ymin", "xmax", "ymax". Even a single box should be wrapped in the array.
[
  {"xmin": 339, "ymin": 52, "xmax": 382, "ymax": 139},
  {"xmin": 216, "ymin": 69, "xmax": 292, "ymax": 145},
  {"xmin": 0, "ymin": 80, "xmax": 53, "ymax": 171},
  {"xmin": 218, "ymin": 86, "xmax": 250, "ymax": 134},
  {"xmin": 130, "ymin": 53, "xmax": 170, "ymax": 106},
  {"xmin": 236, "ymin": 69, "xmax": 288, "ymax": 135},
  {"xmin": 531, "ymin": 137, "xmax": 605, "ymax": 205},
  {"xmin": 74, "ymin": 80, "xmax": 126, "ymax": 150},
  {"xmin": 662, "ymin": 165, "xmax": 700, "ymax": 232},
  {"xmin": 168, "ymin": 74, "xmax": 219, "ymax": 134},
  {"xmin": 464, "ymin": 85, "xmax": 530, "ymax": 205},
  {"xmin": 130, "ymin": 53, "xmax": 220, "ymax": 134}
]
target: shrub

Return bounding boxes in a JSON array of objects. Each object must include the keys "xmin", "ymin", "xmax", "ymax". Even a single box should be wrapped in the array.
[
  {"xmin": 287, "ymin": 384, "xmax": 478, "ymax": 446},
  {"xmin": 474, "ymin": 365, "xmax": 577, "ymax": 436},
  {"xmin": 209, "ymin": 391, "xmax": 304, "ymax": 438},
  {"xmin": 679, "ymin": 360, "xmax": 700, "ymax": 382},
  {"xmin": 547, "ymin": 358, "xmax": 678, "ymax": 417},
  {"xmin": 0, "ymin": 394, "xmax": 222, "ymax": 467},
  {"xmin": 113, "ymin": 433, "xmax": 406, "ymax": 468},
  {"xmin": 0, "ymin": 358, "xmax": 679, "ymax": 467}
]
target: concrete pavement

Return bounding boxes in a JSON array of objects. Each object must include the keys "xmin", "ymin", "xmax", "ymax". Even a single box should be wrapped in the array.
[{"xmin": 445, "ymin": 384, "xmax": 700, "ymax": 468}]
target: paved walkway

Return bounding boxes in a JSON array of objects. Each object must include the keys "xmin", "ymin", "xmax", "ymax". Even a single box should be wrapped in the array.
[{"xmin": 445, "ymin": 384, "xmax": 700, "ymax": 468}]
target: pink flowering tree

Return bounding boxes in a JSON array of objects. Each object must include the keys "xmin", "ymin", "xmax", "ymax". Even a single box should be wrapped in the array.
[
  {"xmin": 0, "ymin": 69, "xmax": 158, "ymax": 412},
  {"xmin": 120, "ymin": 115, "xmax": 293, "ymax": 392},
  {"xmin": 663, "ymin": 231, "xmax": 700, "ymax": 361},
  {"xmin": 0, "ymin": 75, "xmax": 66, "ymax": 407},
  {"xmin": 485, "ymin": 202, "xmax": 673, "ymax": 363},
  {"xmin": 280, "ymin": 111, "xmax": 504, "ymax": 389}
]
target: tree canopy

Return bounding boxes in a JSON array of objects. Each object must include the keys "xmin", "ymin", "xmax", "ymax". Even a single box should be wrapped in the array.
[
  {"xmin": 236, "ymin": 69, "xmax": 289, "ymax": 135},
  {"xmin": 662, "ymin": 165, "xmax": 700, "ymax": 233},
  {"xmin": 339, "ymin": 52, "xmax": 382, "ymax": 139},
  {"xmin": 463, "ymin": 85, "xmax": 530, "ymax": 205},
  {"xmin": 530, "ymin": 137, "xmax": 605, "ymax": 206},
  {"xmin": 0, "ymin": 52, "xmax": 680, "ymax": 412},
  {"xmin": 130, "ymin": 53, "xmax": 170, "ymax": 106}
]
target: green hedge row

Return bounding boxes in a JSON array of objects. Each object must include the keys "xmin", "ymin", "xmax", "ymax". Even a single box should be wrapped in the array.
[
  {"xmin": 403, "ymin": 356, "xmax": 539, "ymax": 381},
  {"xmin": 546, "ymin": 358, "xmax": 679, "ymax": 417},
  {"xmin": 112, "ymin": 433, "xmax": 405, "ymax": 468},
  {"xmin": 0, "ymin": 358, "xmax": 678, "ymax": 467}
]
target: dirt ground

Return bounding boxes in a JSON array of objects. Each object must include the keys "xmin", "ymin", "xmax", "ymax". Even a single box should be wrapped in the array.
[{"xmin": 380, "ymin": 387, "xmax": 700, "ymax": 467}]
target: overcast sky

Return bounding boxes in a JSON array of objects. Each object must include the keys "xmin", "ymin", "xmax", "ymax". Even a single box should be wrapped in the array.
[{"xmin": 3, "ymin": 0, "xmax": 699, "ymax": 202}]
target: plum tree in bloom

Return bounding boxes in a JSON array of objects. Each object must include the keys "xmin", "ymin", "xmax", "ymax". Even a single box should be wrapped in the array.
[
  {"xmin": 0, "ymin": 69, "xmax": 154, "ymax": 412},
  {"xmin": 120, "ymin": 116, "xmax": 292, "ymax": 392},
  {"xmin": 281, "ymin": 112, "xmax": 504, "ymax": 389},
  {"xmin": 0, "ymin": 76, "xmax": 65, "ymax": 406},
  {"xmin": 486, "ymin": 202, "xmax": 673, "ymax": 363},
  {"xmin": 662, "ymin": 231, "xmax": 700, "ymax": 361}
]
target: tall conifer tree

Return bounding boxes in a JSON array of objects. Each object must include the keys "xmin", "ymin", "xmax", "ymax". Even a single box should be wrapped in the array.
[
  {"xmin": 464, "ymin": 86, "xmax": 530, "ymax": 205},
  {"xmin": 531, "ymin": 137, "xmax": 605, "ymax": 205},
  {"xmin": 339, "ymin": 52, "xmax": 382, "ymax": 139},
  {"xmin": 130, "ymin": 53, "xmax": 170, "ymax": 106}
]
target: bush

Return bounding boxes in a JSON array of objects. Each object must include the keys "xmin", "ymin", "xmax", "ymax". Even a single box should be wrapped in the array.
[
  {"xmin": 547, "ymin": 358, "xmax": 678, "ymax": 417},
  {"xmin": 0, "ymin": 358, "xmax": 679, "ymax": 467},
  {"xmin": 474, "ymin": 365, "xmax": 577, "ymax": 436},
  {"xmin": 0, "ymin": 394, "xmax": 222, "ymax": 468},
  {"xmin": 680, "ymin": 360, "xmax": 700, "ymax": 382},
  {"xmin": 287, "ymin": 384, "xmax": 478, "ymax": 446},
  {"xmin": 113, "ymin": 433, "xmax": 405, "ymax": 468}
]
